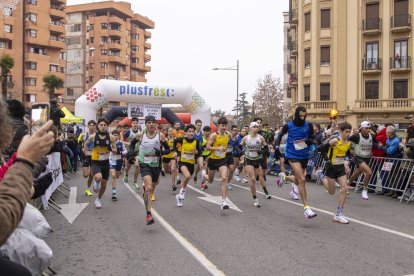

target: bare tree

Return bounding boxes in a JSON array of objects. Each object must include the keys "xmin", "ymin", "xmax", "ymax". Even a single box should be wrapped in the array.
[{"xmin": 252, "ymin": 73, "xmax": 284, "ymax": 128}]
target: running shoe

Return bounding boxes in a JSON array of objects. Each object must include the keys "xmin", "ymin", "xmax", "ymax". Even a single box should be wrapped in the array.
[
  {"xmin": 95, "ymin": 198, "xmax": 102, "ymax": 209},
  {"xmin": 265, "ymin": 193, "xmax": 271, "ymax": 199},
  {"xmin": 254, "ymin": 198, "xmax": 260, "ymax": 208},
  {"xmin": 221, "ymin": 200, "xmax": 230, "ymax": 210},
  {"xmin": 146, "ymin": 214, "xmax": 155, "ymax": 225},
  {"xmin": 85, "ymin": 188, "xmax": 93, "ymax": 197},
  {"xmin": 277, "ymin": 173, "xmax": 285, "ymax": 188},
  {"xmin": 333, "ymin": 214, "xmax": 349, "ymax": 224},
  {"xmin": 172, "ymin": 184, "xmax": 177, "ymax": 191},
  {"xmin": 304, "ymin": 207, "xmax": 317, "ymax": 219},
  {"xmin": 176, "ymin": 194, "xmax": 184, "ymax": 207},
  {"xmin": 111, "ymin": 193, "xmax": 118, "ymax": 201},
  {"xmin": 362, "ymin": 190, "xmax": 369, "ymax": 200},
  {"xmin": 133, "ymin": 183, "xmax": 140, "ymax": 190},
  {"xmin": 335, "ymin": 182, "xmax": 340, "ymax": 188},
  {"xmin": 290, "ymin": 190, "xmax": 299, "ymax": 200},
  {"xmin": 200, "ymin": 182, "xmax": 207, "ymax": 191},
  {"xmin": 123, "ymin": 175, "xmax": 128, "ymax": 183},
  {"xmin": 151, "ymin": 193, "xmax": 155, "ymax": 201},
  {"xmin": 227, "ymin": 184, "xmax": 233, "ymax": 190},
  {"xmin": 161, "ymin": 170, "xmax": 166, "ymax": 177},
  {"xmin": 176, "ymin": 178, "xmax": 182, "ymax": 185},
  {"xmin": 234, "ymin": 175, "xmax": 241, "ymax": 181},
  {"xmin": 93, "ymin": 181, "xmax": 100, "ymax": 193},
  {"xmin": 242, "ymin": 178, "xmax": 248, "ymax": 184}
]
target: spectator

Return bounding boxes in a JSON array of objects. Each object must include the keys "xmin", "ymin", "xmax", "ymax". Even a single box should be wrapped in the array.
[
  {"xmin": 405, "ymin": 115, "xmax": 414, "ymax": 144},
  {"xmin": 6, "ymin": 99, "xmax": 29, "ymax": 155},
  {"xmin": 66, "ymin": 128, "xmax": 79, "ymax": 172},
  {"xmin": 50, "ymin": 99, "xmax": 65, "ymax": 130}
]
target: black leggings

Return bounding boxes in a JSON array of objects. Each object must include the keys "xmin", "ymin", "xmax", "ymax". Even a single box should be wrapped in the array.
[{"xmin": 0, "ymin": 257, "xmax": 32, "ymax": 276}]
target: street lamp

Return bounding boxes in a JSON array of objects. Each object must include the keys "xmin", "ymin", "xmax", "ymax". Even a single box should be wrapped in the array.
[{"xmin": 212, "ymin": 60, "xmax": 239, "ymax": 118}]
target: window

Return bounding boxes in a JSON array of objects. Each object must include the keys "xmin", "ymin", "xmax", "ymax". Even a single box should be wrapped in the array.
[
  {"xmin": 27, "ymin": 0, "xmax": 37, "ymax": 4},
  {"xmin": 89, "ymin": 76, "xmax": 94, "ymax": 83},
  {"xmin": 29, "ymin": 46, "xmax": 46, "ymax": 55},
  {"xmin": 286, "ymin": 88, "xmax": 291, "ymax": 99},
  {"xmin": 321, "ymin": 9, "xmax": 330, "ymax": 28},
  {"xmin": 69, "ymin": 24, "xmax": 81, "ymax": 32},
  {"xmin": 89, "ymin": 24, "xmax": 94, "ymax": 30},
  {"xmin": 25, "ymin": 94, "xmax": 36, "ymax": 103},
  {"xmin": 109, "ymin": 50, "xmax": 120, "ymax": 57},
  {"xmin": 90, "ymin": 37, "xmax": 94, "ymax": 43},
  {"xmin": 365, "ymin": 81, "xmax": 379, "ymax": 99},
  {"xmin": 365, "ymin": 42, "xmax": 379, "ymax": 69},
  {"xmin": 50, "ymin": 34, "xmax": 58, "ymax": 41},
  {"xmin": 90, "ymin": 63, "xmax": 94, "ymax": 69},
  {"xmin": 4, "ymin": 24, "xmax": 12, "ymax": 33},
  {"xmin": 26, "ymin": 61, "xmax": 37, "ymax": 70},
  {"xmin": 60, "ymin": 67, "xmax": 65, "ymax": 73},
  {"xmin": 393, "ymin": 0, "xmax": 409, "ymax": 27},
  {"xmin": 26, "ymin": 13, "xmax": 37, "ymax": 22},
  {"xmin": 0, "ymin": 41, "xmax": 11, "ymax": 49},
  {"xmin": 66, "ymin": 88, "xmax": 74, "ymax": 97},
  {"xmin": 101, "ymin": 49, "xmax": 108, "ymax": 55},
  {"xmin": 100, "ymin": 36, "xmax": 108, "ymax": 43},
  {"xmin": 131, "ymin": 46, "xmax": 139, "ymax": 52},
  {"xmin": 132, "ymin": 69, "xmax": 139, "ymax": 75},
  {"xmin": 365, "ymin": 3, "xmax": 380, "ymax": 30},
  {"xmin": 305, "ymin": 12, "xmax": 311, "ymax": 32},
  {"xmin": 304, "ymin": 85, "xmax": 310, "ymax": 101},
  {"xmin": 115, "ymin": 65, "xmax": 125, "ymax": 72},
  {"xmin": 100, "ymin": 62, "xmax": 108, "ymax": 68},
  {"xmin": 100, "ymin": 75, "xmax": 108, "ymax": 79},
  {"xmin": 320, "ymin": 83, "xmax": 330, "ymax": 101},
  {"xmin": 66, "ymin": 37, "xmax": 81, "ymax": 45},
  {"xmin": 321, "ymin": 46, "xmax": 330, "ymax": 66},
  {"xmin": 50, "ymin": 64, "xmax": 58, "ymax": 72},
  {"xmin": 4, "ymin": 7, "xmax": 12, "ymax": 16},
  {"xmin": 101, "ymin": 23, "xmax": 108, "ymax": 29},
  {"xmin": 131, "ymin": 34, "xmax": 139, "ymax": 40},
  {"xmin": 394, "ymin": 40, "xmax": 408, "ymax": 68},
  {"xmin": 25, "ymin": 78, "xmax": 36, "ymax": 86},
  {"xmin": 304, "ymin": 48, "xmax": 311, "ymax": 68},
  {"xmin": 59, "ymin": 52, "xmax": 65, "ymax": 60},
  {"xmin": 393, "ymin": 80, "xmax": 408, "ymax": 98},
  {"xmin": 26, "ymin": 29, "xmax": 37, "ymax": 37},
  {"xmin": 131, "ymin": 57, "xmax": 139, "ymax": 64}
]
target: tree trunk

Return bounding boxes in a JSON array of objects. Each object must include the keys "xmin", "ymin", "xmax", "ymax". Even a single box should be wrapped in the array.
[
  {"xmin": 49, "ymin": 88, "xmax": 55, "ymax": 100},
  {"xmin": 1, "ymin": 75, "xmax": 7, "ymax": 100}
]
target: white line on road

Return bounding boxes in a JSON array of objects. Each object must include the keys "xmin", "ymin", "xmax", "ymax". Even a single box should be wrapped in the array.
[
  {"xmin": 123, "ymin": 182, "xmax": 225, "ymax": 276},
  {"xmin": 228, "ymin": 182, "xmax": 414, "ymax": 241}
]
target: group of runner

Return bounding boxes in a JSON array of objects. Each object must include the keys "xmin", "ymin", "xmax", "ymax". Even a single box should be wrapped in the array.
[{"xmin": 78, "ymin": 106, "xmax": 377, "ymax": 226}]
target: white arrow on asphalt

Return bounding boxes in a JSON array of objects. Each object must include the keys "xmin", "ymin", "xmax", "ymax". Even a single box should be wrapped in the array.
[
  {"xmin": 59, "ymin": 187, "xmax": 89, "ymax": 224},
  {"xmin": 187, "ymin": 185, "xmax": 243, "ymax": 212}
]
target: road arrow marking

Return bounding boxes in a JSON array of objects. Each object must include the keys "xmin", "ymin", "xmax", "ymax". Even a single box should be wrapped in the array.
[
  {"xmin": 187, "ymin": 185, "xmax": 243, "ymax": 212},
  {"xmin": 60, "ymin": 187, "xmax": 89, "ymax": 224}
]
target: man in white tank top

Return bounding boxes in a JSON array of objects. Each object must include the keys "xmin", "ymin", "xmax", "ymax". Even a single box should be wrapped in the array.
[{"xmin": 123, "ymin": 117, "xmax": 141, "ymax": 190}]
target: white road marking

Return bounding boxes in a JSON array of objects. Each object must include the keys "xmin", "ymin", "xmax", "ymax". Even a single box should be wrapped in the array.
[
  {"xmin": 60, "ymin": 187, "xmax": 89, "ymax": 224},
  {"xmin": 187, "ymin": 185, "xmax": 243, "ymax": 212},
  {"xmin": 123, "ymin": 182, "xmax": 225, "ymax": 276},
  {"xmin": 229, "ymin": 182, "xmax": 414, "ymax": 241}
]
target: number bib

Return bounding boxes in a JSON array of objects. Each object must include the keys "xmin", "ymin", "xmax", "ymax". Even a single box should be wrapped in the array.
[
  {"xmin": 183, "ymin": 153, "xmax": 195, "ymax": 161},
  {"xmin": 99, "ymin": 153, "xmax": 109, "ymax": 161},
  {"xmin": 294, "ymin": 140, "xmax": 307, "ymax": 150}
]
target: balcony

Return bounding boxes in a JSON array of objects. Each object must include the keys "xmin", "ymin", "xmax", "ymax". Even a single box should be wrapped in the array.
[
  {"xmin": 144, "ymin": 65, "xmax": 151, "ymax": 72},
  {"xmin": 48, "ymin": 39, "xmax": 65, "ymax": 49},
  {"xmin": 391, "ymin": 14, "xmax": 411, "ymax": 33},
  {"xmin": 107, "ymin": 42, "xmax": 122, "ymax": 50},
  {"xmin": 295, "ymin": 101, "xmax": 337, "ymax": 114},
  {"xmin": 109, "ymin": 16, "xmax": 124, "ymax": 25},
  {"xmin": 362, "ymin": 18, "xmax": 382, "ymax": 35},
  {"xmin": 108, "ymin": 55, "xmax": 123, "ymax": 64},
  {"xmin": 288, "ymin": 73, "xmax": 297, "ymax": 87},
  {"xmin": 144, "ymin": 30, "xmax": 152, "ymax": 38},
  {"xmin": 50, "ymin": 7, "xmax": 65, "ymax": 19},
  {"xmin": 144, "ymin": 42, "xmax": 151, "ymax": 49},
  {"xmin": 354, "ymin": 99, "xmax": 414, "ymax": 112},
  {"xmin": 49, "ymin": 21, "xmax": 65, "ymax": 33},
  {"xmin": 108, "ymin": 29, "xmax": 121, "ymax": 38},
  {"xmin": 289, "ymin": 41, "xmax": 298, "ymax": 57},
  {"xmin": 362, "ymin": 58, "xmax": 382, "ymax": 74},
  {"xmin": 291, "ymin": 9, "xmax": 298, "ymax": 24},
  {"xmin": 390, "ymin": 56, "xmax": 411, "ymax": 73},
  {"xmin": 144, "ymin": 53, "xmax": 151, "ymax": 62}
]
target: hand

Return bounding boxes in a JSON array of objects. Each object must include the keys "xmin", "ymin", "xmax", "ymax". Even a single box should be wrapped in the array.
[
  {"xmin": 154, "ymin": 148, "xmax": 161, "ymax": 156},
  {"xmin": 17, "ymin": 120, "xmax": 55, "ymax": 164}
]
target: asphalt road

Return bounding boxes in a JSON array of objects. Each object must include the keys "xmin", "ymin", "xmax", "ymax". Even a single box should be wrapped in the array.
[{"xmin": 43, "ymin": 171, "xmax": 414, "ymax": 276}]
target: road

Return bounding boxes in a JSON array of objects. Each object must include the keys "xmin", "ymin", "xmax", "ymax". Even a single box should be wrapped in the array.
[{"xmin": 43, "ymin": 172, "xmax": 414, "ymax": 276}]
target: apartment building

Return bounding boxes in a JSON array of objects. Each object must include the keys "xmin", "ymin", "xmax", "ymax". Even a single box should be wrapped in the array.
[
  {"xmin": 283, "ymin": 11, "xmax": 293, "ymax": 117},
  {"xmin": 65, "ymin": 1, "xmax": 153, "ymax": 109},
  {"xmin": 0, "ymin": 0, "xmax": 66, "ymax": 105},
  {"xmin": 288, "ymin": 0, "xmax": 413, "ymax": 128}
]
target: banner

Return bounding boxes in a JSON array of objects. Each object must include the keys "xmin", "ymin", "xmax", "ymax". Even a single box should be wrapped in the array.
[
  {"xmin": 41, "ymin": 152, "xmax": 64, "ymax": 209},
  {"xmin": 128, "ymin": 103, "xmax": 161, "ymax": 120}
]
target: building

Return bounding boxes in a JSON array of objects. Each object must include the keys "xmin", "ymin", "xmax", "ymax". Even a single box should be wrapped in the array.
[
  {"xmin": 283, "ymin": 11, "xmax": 293, "ymax": 118},
  {"xmin": 65, "ymin": 1, "xmax": 154, "ymax": 110},
  {"xmin": 0, "ymin": 0, "xmax": 66, "ymax": 105},
  {"xmin": 288, "ymin": 0, "xmax": 413, "ymax": 129}
]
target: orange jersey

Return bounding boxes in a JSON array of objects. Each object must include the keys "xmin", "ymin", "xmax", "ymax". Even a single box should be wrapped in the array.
[{"xmin": 173, "ymin": 129, "xmax": 184, "ymax": 138}]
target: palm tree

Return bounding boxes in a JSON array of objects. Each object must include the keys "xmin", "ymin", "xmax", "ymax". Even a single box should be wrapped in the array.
[
  {"xmin": 43, "ymin": 74, "xmax": 64, "ymax": 100},
  {"xmin": 0, "ymin": 54, "xmax": 14, "ymax": 100}
]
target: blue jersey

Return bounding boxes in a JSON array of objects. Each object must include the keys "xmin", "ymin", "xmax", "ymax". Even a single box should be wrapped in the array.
[
  {"xmin": 227, "ymin": 136, "xmax": 239, "ymax": 156},
  {"xmin": 85, "ymin": 132, "xmax": 93, "ymax": 152},
  {"xmin": 194, "ymin": 131, "xmax": 203, "ymax": 144},
  {"xmin": 285, "ymin": 121, "xmax": 311, "ymax": 160}
]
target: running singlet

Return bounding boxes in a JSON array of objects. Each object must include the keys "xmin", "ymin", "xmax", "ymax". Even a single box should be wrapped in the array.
[
  {"xmin": 227, "ymin": 136, "xmax": 238, "ymax": 156},
  {"xmin": 91, "ymin": 133, "xmax": 112, "ymax": 162},
  {"xmin": 285, "ymin": 121, "xmax": 311, "ymax": 160},
  {"xmin": 179, "ymin": 138, "xmax": 198, "ymax": 164},
  {"xmin": 354, "ymin": 133, "xmax": 373, "ymax": 159},
  {"xmin": 244, "ymin": 135, "xmax": 262, "ymax": 160},
  {"xmin": 138, "ymin": 131, "xmax": 161, "ymax": 167},
  {"xmin": 110, "ymin": 140, "xmax": 125, "ymax": 165},
  {"xmin": 328, "ymin": 140, "xmax": 351, "ymax": 165},
  {"xmin": 162, "ymin": 137, "xmax": 175, "ymax": 159},
  {"xmin": 194, "ymin": 131, "xmax": 203, "ymax": 144},
  {"xmin": 209, "ymin": 132, "xmax": 229, "ymax": 160},
  {"xmin": 201, "ymin": 137, "xmax": 211, "ymax": 156},
  {"xmin": 126, "ymin": 129, "xmax": 139, "ymax": 142},
  {"xmin": 84, "ymin": 132, "xmax": 94, "ymax": 156}
]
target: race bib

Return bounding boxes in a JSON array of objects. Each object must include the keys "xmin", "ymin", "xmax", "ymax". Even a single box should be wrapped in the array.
[
  {"xmin": 144, "ymin": 156, "xmax": 158, "ymax": 163},
  {"xmin": 215, "ymin": 150, "xmax": 225, "ymax": 157},
  {"xmin": 333, "ymin": 157, "xmax": 345, "ymax": 165},
  {"xmin": 99, "ymin": 153, "xmax": 109, "ymax": 161},
  {"xmin": 183, "ymin": 153, "xmax": 195, "ymax": 161},
  {"xmin": 294, "ymin": 140, "xmax": 307, "ymax": 150},
  {"xmin": 113, "ymin": 154, "xmax": 122, "ymax": 160},
  {"xmin": 249, "ymin": 151, "xmax": 258, "ymax": 158},
  {"xmin": 227, "ymin": 147, "xmax": 234, "ymax": 153}
]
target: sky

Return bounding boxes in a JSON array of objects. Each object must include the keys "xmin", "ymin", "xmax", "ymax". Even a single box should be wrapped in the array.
[{"xmin": 67, "ymin": 0, "xmax": 289, "ymax": 114}]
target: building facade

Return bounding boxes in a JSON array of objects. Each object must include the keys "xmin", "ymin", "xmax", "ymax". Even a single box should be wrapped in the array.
[
  {"xmin": 288, "ymin": 0, "xmax": 413, "ymax": 129},
  {"xmin": 283, "ymin": 11, "xmax": 293, "ymax": 118},
  {"xmin": 0, "ymin": 0, "xmax": 66, "ymax": 105},
  {"xmin": 65, "ymin": 1, "xmax": 154, "ymax": 110}
]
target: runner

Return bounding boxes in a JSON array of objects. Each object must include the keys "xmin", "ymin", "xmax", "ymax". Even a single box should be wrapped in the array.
[
  {"xmin": 193, "ymin": 119, "xmax": 205, "ymax": 185},
  {"xmin": 240, "ymin": 122, "xmax": 270, "ymax": 207},
  {"xmin": 83, "ymin": 118, "xmax": 117, "ymax": 208},
  {"xmin": 174, "ymin": 124, "xmax": 201, "ymax": 207},
  {"xmin": 200, "ymin": 125, "xmax": 211, "ymax": 190},
  {"xmin": 255, "ymin": 117, "xmax": 274, "ymax": 183},
  {"xmin": 347, "ymin": 121, "xmax": 375, "ymax": 200},
  {"xmin": 275, "ymin": 106, "xmax": 317, "ymax": 218},
  {"xmin": 161, "ymin": 127, "xmax": 178, "ymax": 191},
  {"xmin": 123, "ymin": 117, "xmax": 141, "ymax": 189},
  {"xmin": 109, "ymin": 130, "xmax": 127, "ymax": 201},
  {"xmin": 318, "ymin": 122, "xmax": 353, "ymax": 224},
  {"xmin": 226, "ymin": 125, "xmax": 241, "ymax": 190},
  {"xmin": 207, "ymin": 117, "xmax": 231, "ymax": 209},
  {"xmin": 236, "ymin": 128, "xmax": 248, "ymax": 183},
  {"xmin": 80, "ymin": 120, "xmax": 96, "ymax": 197},
  {"xmin": 130, "ymin": 115, "xmax": 171, "ymax": 225},
  {"xmin": 172, "ymin": 121, "xmax": 184, "ymax": 186}
]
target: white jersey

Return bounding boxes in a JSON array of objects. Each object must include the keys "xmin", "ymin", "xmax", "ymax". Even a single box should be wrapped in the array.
[
  {"xmin": 354, "ymin": 133, "xmax": 373, "ymax": 159},
  {"xmin": 109, "ymin": 140, "xmax": 127, "ymax": 166}
]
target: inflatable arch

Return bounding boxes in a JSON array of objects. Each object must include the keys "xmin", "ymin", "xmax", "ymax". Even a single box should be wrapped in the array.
[{"xmin": 75, "ymin": 79, "xmax": 211, "ymax": 127}]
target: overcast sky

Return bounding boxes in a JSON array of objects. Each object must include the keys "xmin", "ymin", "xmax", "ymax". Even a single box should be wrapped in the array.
[{"xmin": 67, "ymin": 0, "xmax": 289, "ymax": 114}]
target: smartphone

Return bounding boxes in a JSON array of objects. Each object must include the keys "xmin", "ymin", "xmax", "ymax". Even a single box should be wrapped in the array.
[{"xmin": 31, "ymin": 103, "xmax": 50, "ymax": 134}]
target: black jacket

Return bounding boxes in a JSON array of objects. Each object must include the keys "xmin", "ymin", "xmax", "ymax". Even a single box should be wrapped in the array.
[{"xmin": 50, "ymin": 105, "xmax": 65, "ymax": 129}]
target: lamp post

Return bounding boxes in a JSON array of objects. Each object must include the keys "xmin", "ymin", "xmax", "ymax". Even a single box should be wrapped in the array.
[{"xmin": 212, "ymin": 60, "xmax": 239, "ymax": 118}]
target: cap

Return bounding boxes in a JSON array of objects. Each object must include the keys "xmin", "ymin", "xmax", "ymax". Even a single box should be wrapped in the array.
[
  {"xmin": 145, "ymin": 115, "xmax": 156, "ymax": 124},
  {"xmin": 249, "ymin": 122, "xmax": 259, "ymax": 129},
  {"xmin": 360, "ymin": 121, "xmax": 371, "ymax": 129}
]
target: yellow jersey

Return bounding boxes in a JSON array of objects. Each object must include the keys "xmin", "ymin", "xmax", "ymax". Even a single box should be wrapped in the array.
[
  {"xmin": 91, "ymin": 133, "xmax": 112, "ymax": 162},
  {"xmin": 328, "ymin": 139, "xmax": 351, "ymax": 165},
  {"xmin": 209, "ymin": 132, "xmax": 229, "ymax": 160},
  {"xmin": 163, "ymin": 137, "xmax": 175, "ymax": 159},
  {"xmin": 179, "ymin": 138, "xmax": 198, "ymax": 164}
]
